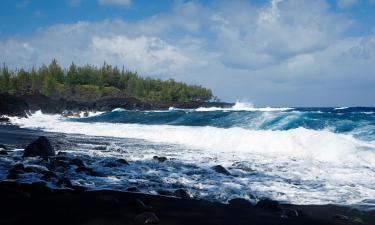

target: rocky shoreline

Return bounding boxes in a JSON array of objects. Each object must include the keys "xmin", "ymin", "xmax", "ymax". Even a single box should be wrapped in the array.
[
  {"xmin": 0, "ymin": 91, "xmax": 233, "ymax": 117},
  {"xmin": 2, "ymin": 180, "xmax": 372, "ymax": 225},
  {"xmin": 0, "ymin": 124, "xmax": 374, "ymax": 225}
]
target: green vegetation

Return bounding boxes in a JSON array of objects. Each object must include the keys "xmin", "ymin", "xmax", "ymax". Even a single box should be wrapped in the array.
[{"xmin": 0, "ymin": 59, "xmax": 213, "ymax": 102}]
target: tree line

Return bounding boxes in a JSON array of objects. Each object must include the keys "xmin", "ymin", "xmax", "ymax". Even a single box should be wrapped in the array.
[{"xmin": 0, "ymin": 59, "xmax": 213, "ymax": 102}]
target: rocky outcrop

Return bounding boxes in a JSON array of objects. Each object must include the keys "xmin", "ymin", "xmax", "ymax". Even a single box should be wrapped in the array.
[
  {"xmin": 23, "ymin": 136, "xmax": 55, "ymax": 158},
  {"xmin": 0, "ymin": 92, "xmax": 29, "ymax": 117},
  {"xmin": 0, "ymin": 91, "xmax": 234, "ymax": 117},
  {"xmin": 212, "ymin": 165, "xmax": 231, "ymax": 176},
  {"xmin": 153, "ymin": 156, "xmax": 167, "ymax": 163}
]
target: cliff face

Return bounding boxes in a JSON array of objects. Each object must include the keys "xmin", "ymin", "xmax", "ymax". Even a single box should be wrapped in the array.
[{"xmin": 0, "ymin": 91, "xmax": 233, "ymax": 117}]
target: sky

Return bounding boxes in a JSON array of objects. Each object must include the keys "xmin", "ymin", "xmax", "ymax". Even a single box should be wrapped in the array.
[{"xmin": 1, "ymin": 0, "xmax": 375, "ymax": 106}]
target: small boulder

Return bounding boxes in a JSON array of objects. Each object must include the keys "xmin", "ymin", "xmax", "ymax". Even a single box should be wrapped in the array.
[
  {"xmin": 134, "ymin": 212, "xmax": 159, "ymax": 224},
  {"xmin": 23, "ymin": 136, "xmax": 55, "ymax": 158},
  {"xmin": 153, "ymin": 156, "xmax": 167, "ymax": 163},
  {"xmin": 0, "ymin": 144, "xmax": 8, "ymax": 150},
  {"xmin": 83, "ymin": 111, "xmax": 89, "ymax": 117},
  {"xmin": 256, "ymin": 198, "xmax": 280, "ymax": 211},
  {"xmin": 76, "ymin": 165, "xmax": 102, "ymax": 177},
  {"xmin": 57, "ymin": 151, "xmax": 67, "ymax": 156},
  {"xmin": 61, "ymin": 110, "xmax": 73, "ymax": 117},
  {"xmin": 117, "ymin": 158, "xmax": 129, "ymax": 165},
  {"xmin": 0, "ymin": 144, "xmax": 8, "ymax": 155},
  {"xmin": 212, "ymin": 165, "xmax": 231, "ymax": 176},
  {"xmin": 0, "ymin": 116, "xmax": 10, "ymax": 123},
  {"xmin": 0, "ymin": 150, "xmax": 7, "ymax": 155}
]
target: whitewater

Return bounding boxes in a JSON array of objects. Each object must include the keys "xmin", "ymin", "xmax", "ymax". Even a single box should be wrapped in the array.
[{"xmin": 7, "ymin": 102, "xmax": 375, "ymax": 208}]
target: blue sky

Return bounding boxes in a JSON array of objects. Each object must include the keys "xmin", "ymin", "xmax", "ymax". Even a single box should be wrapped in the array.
[{"xmin": 1, "ymin": 0, "xmax": 375, "ymax": 106}]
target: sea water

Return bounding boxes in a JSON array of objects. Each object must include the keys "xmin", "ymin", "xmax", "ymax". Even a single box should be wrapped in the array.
[{"xmin": 8, "ymin": 102, "xmax": 375, "ymax": 208}]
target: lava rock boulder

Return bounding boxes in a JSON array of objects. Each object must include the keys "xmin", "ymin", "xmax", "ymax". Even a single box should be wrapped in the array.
[
  {"xmin": 212, "ymin": 165, "xmax": 231, "ymax": 176},
  {"xmin": 23, "ymin": 136, "xmax": 55, "ymax": 158}
]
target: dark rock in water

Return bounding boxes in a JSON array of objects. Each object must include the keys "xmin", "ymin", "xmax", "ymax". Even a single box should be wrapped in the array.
[
  {"xmin": 126, "ymin": 187, "xmax": 139, "ymax": 192},
  {"xmin": 0, "ymin": 144, "xmax": 8, "ymax": 155},
  {"xmin": 76, "ymin": 165, "xmax": 102, "ymax": 177},
  {"xmin": 0, "ymin": 144, "xmax": 8, "ymax": 150},
  {"xmin": 93, "ymin": 145, "xmax": 107, "ymax": 150},
  {"xmin": 212, "ymin": 165, "xmax": 231, "ymax": 176},
  {"xmin": 174, "ymin": 189, "xmax": 190, "ymax": 199},
  {"xmin": 117, "ymin": 158, "xmax": 129, "ymax": 165},
  {"xmin": 0, "ymin": 116, "xmax": 10, "ymax": 123},
  {"xmin": 23, "ymin": 136, "xmax": 55, "ymax": 158},
  {"xmin": 256, "ymin": 198, "xmax": 280, "ymax": 211},
  {"xmin": 104, "ymin": 158, "xmax": 129, "ymax": 167},
  {"xmin": 228, "ymin": 198, "xmax": 253, "ymax": 207},
  {"xmin": 134, "ymin": 212, "xmax": 159, "ymax": 224},
  {"xmin": 57, "ymin": 151, "xmax": 67, "ymax": 156},
  {"xmin": 48, "ymin": 157, "xmax": 71, "ymax": 170},
  {"xmin": 153, "ymin": 156, "xmax": 167, "ymax": 163},
  {"xmin": 61, "ymin": 110, "xmax": 73, "ymax": 117},
  {"xmin": 0, "ymin": 150, "xmax": 7, "ymax": 155},
  {"xmin": 83, "ymin": 111, "xmax": 89, "ymax": 117}
]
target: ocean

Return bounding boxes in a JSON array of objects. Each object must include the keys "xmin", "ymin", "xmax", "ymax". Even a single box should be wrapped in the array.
[{"xmin": 5, "ymin": 102, "xmax": 375, "ymax": 208}]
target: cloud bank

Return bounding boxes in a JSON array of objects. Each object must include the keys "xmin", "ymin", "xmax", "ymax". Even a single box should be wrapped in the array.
[{"xmin": 1, "ymin": 0, "xmax": 375, "ymax": 106}]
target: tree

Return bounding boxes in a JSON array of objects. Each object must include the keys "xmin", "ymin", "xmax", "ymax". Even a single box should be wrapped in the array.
[
  {"xmin": 41, "ymin": 75, "xmax": 56, "ymax": 96},
  {"xmin": 66, "ymin": 62, "xmax": 79, "ymax": 86},
  {"xmin": 48, "ymin": 59, "xmax": 64, "ymax": 83}
]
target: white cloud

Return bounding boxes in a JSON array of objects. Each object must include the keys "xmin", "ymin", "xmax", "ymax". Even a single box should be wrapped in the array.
[
  {"xmin": 1, "ymin": 0, "xmax": 375, "ymax": 106},
  {"xmin": 97, "ymin": 0, "xmax": 131, "ymax": 7},
  {"xmin": 337, "ymin": 0, "xmax": 360, "ymax": 8},
  {"xmin": 90, "ymin": 36, "xmax": 190, "ymax": 72}
]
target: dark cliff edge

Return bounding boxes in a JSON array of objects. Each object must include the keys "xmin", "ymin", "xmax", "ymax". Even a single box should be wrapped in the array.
[{"xmin": 0, "ymin": 91, "xmax": 234, "ymax": 117}]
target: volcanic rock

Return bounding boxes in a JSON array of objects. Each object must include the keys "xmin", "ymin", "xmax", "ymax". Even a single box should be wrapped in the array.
[
  {"xmin": 23, "ymin": 136, "xmax": 55, "ymax": 158},
  {"xmin": 212, "ymin": 165, "xmax": 231, "ymax": 176}
]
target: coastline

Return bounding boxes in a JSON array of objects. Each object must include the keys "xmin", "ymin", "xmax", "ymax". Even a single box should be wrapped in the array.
[
  {"xmin": 0, "ymin": 91, "xmax": 234, "ymax": 117},
  {"xmin": 0, "ymin": 124, "xmax": 374, "ymax": 225}
]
